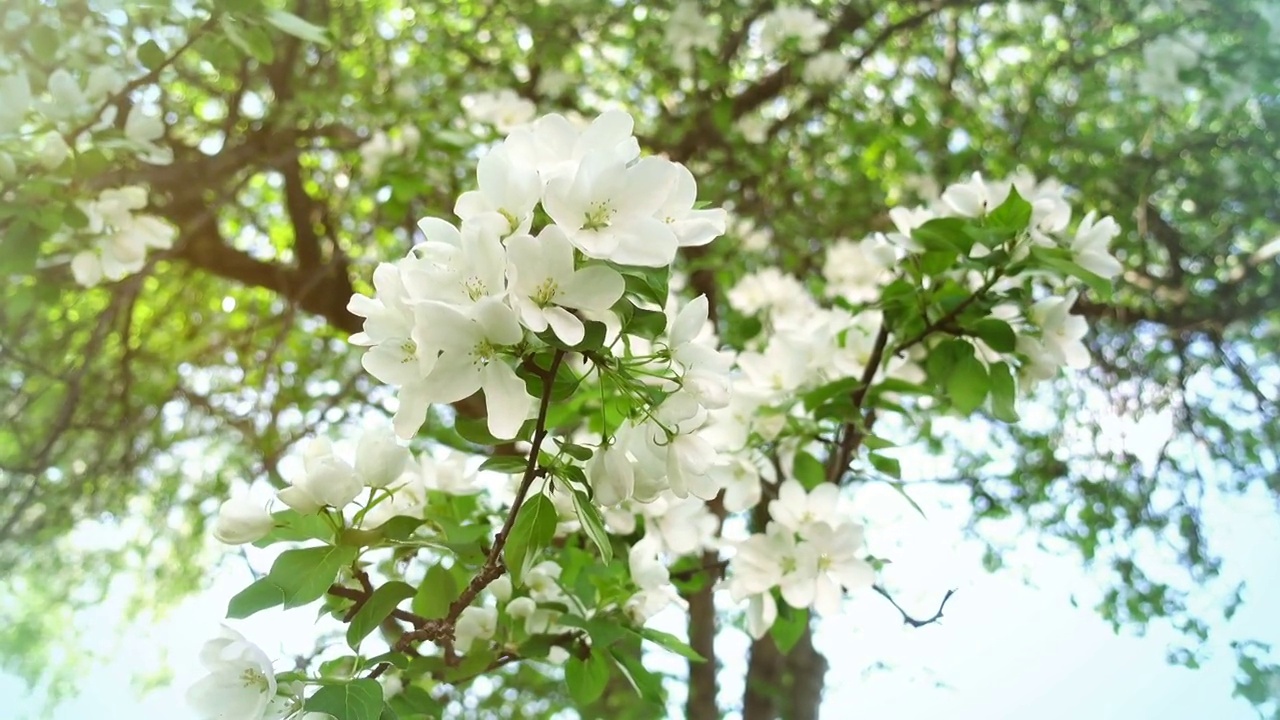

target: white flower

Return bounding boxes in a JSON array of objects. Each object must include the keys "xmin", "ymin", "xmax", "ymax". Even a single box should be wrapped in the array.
[
  {"xmin": 667, "ymin": 2, "xmax": 716, "ymax": 53},
  {"xmin": 36, "ymin": 132, "xmax": 69, "ymax": 169},
  {"xmin": 941, "ymin": 172, "xmax": 995, "ymax": 217},
  {"xmin": 823, "ymin": 234, "xmax": 897, "ymax": 303},
  {"xmin": 655, "ymin": 162, "xmax": 728, "ymax": 248},
  {"xmin": 413, "ymin": 298, "xmax": 533, "ymax": 440},
  {"xmin": 212, "ymin": 495, "xmax": 274, "ymax": 545},
  {"xmin": 759, "ymin": 6, "xmax": 828, "ymax": 54},
  {"xmin": 419, "ymin": 451, "xmax": 480, "ymax": 495},
  {"xmin": 727, "ymin": 267, "xmax": 818, "ymax": 324},
  {"xmin": 463, "ymin": 89, "xmax": 536, "ymax": 132},
  {"xmin": 768, "ymin": 479, "xmax": 841, "ymax": 537},
  {"xmin": 454, "ymin": 606, "xmax": 498, "ymax": 654},
  {"xmin": 489, "ymin": 575, "xmax": 513, "ymax": 602},
  {"xmin": 543, "ymin": 153, "xmax": 679, "ymax": 267},
  {"xmin": 1071, "ymin": 211, "xmax": 1122, "ymax": 279},
  {"xmin": 84, "ymin": 66, "xmax": 125, "ymax": 101},
  {"xmin": 43, "ymin": 69, "xmax": 84, "ymax": 120},
  {"xmin": 803, "ymin": 51, "xmax": 849, "ymax": 85},
  {"xmin": 745, "ymin": 592, "xmax": 778, "ymax": 639},
  {"xmin": 804, "ymin": 520, "xmax": 875, "ymax": 614},
  {"xmin": 736, "ymin": 114, "xmax": 769, "ymax": 144},
  {"xmin": 408, "ymin": 218, "xmax": 508, "ymax": 307},
  {"xmin": 667, "ymin": 294, "xmax": 733, "ymax": 409},
  {"xmin": 354, "ymin": 424, "xmax": 411, "ymax": 488},
  {"xmin": 0, "ymin": 72, "xmax": 32, "ymax": 133},
  {"xmin": 505, "ymin": 110, "xmax": 640, "ymax": 187},
  {"xmin": 454, "ymin": 145, "xmax": 541, "ymax": 237},
  {"xmin": 505, "ymin": 225, "xmax": 626, "ymax": 345},
  {"xmin": 187, "ymin": 626, "xmax": 277, "ymax": 720},
  {"xmin": 1020, "ymin": 291, "xmax": 1090, "ymax": 375},
  {"xmin": 358, "ymin": 471, "xmax": 426, "ymax": 530},
  {"xmin": 587, "ymin": 432, "xmax": 638, "ymax": 507},
  {"xmin": 124, "ymin": 103, "xmax": 172, "ymax": 164},
  {"xmin": 277, "ymin": 438, "xmax": 361, "ymax": 513}
]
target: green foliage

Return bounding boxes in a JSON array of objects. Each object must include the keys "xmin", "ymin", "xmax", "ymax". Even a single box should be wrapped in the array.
[{"xmin": 1, "ymin": 0, "xmax": 1277, "ymax": 716}]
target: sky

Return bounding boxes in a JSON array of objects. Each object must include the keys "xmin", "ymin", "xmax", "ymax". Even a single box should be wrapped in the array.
[{"xmin": 6, "ymin": 467, "xmax": 1277, "ymax": 720}]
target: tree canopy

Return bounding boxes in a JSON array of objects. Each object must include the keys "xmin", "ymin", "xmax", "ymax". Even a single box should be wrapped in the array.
[{"xmin": 1, "ymin": 0, "xmax": 1278, "ymax": 718}]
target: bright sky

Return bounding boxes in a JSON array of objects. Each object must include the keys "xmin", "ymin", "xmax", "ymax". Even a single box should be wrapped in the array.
[{"xmin": 7, "ymin": 468, "xmax": 1277, "ymax": 720}]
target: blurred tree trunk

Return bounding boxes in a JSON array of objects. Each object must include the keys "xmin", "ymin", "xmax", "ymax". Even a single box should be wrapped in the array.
[{"xmin": 743, "ymin": 619, "xmax": 826, "ymax": 720}]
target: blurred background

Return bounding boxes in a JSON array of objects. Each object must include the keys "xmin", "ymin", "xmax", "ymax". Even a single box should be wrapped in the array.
[{"xmin": 1, "ymin": 0, "xmax": 1278, "ymax": 718}]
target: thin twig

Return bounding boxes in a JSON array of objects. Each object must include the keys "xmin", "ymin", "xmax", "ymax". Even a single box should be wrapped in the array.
[{"xmin": 873, "ymin": 585, "xmax": 956, "ymax": 628}]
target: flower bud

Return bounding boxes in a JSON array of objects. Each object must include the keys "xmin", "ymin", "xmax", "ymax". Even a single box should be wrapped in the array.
[{"xmin": 212, "ymin": 496, "xmax": 273, "ymax": 545}]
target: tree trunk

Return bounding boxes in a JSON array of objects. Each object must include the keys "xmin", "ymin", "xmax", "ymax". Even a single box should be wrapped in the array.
[
  {"xmin": 742, "ymin": 617, "xmax": 826, "ymax": 720},
  {"xmin": 685, "ymin": 552, "xmax": 720, "ymax": 719}
]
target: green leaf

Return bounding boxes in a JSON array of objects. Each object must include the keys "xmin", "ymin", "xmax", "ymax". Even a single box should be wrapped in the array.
[
  {"xmin": 306, "ymin": 679, "xmax": 383, "ymax": 720},
  {"xmin": 267, "ymin": 544, "xmax": 358, "ymax": 609},
  {"xmin": 919, "ymin": 249, "xmax": 958, "ymax": 275},
  {"xmin": 347, "ymin": 581, "xmax": 416, "ymax": 649},
  {"xmin": 608, "ymin": 646, "xmax": 665, "ymax": 704},
  {"xmin": 869, "ymin": 453, "xmax": 901, "ymax": 479},
  {"xmin": 504, "ymin": 493, "xmax": 559, "ymax": 585},
  {"xmin": 29, "ymin": 24, "xmax": 59, "ymax": 59},
  {"xmin": 253, "ymin": 509, "xmax": 333, "ymax": 547},
  {"xmin": 988, "ymin": 361, "xmax": 1020, "ymax": 422},
  {"xmin": 947, "ymin": 354, "xmax": 990, "ymax": 414},
  {"xmin": 454, "ymin": 416, "xmax": 500, "ymax": 446},
  {"xmin": 566, "ymin": 651, "xmax": 610, "ymax": 704},
  {"xmin": 572, "ymin": 491, "xmax": 613, "ymax": 564},
  {"xmin": 137, "ymin": 40, "xmax": 167, "ymax": 72},
  {"xmin": 479, "ymin": 455, "xmax": 529, "ymax": 475},
  {"xmin": 985, "ymin": 186, "xmax": 1032, "ymax": 231},
  {"xmin": 1028, "ymin": 245, "xmax": 1114, "ymax": 300},
  {"xmin": 800, "ymin": 376, "xmax": 859, "ymax": 412},
  {"xmin": 791, "ymin": 451, "xmax": 825, "ymax": 489},
  {"xmin": 911, "ymin": 217, "xmax": 974, "ymax": 254},
  {"xmin": 378, "ymin": 515, "xmax": 427, "ymax": 542},
  {"xmin": 770, "ymin": 605, "xmax": 808, "ymax": 654},
  {"xmin": 885, "ymin": 481, "xmax": 927, "ymax": 518},
  {"xmin": 226, "ymin": 577, "xmax": 287, "ymax": 619},
  {"xmin": 412, "ymin": 563, "xmax": 458, "ymax": 620},
  {"xmin": 0, "ymin": 224, "xmax": 42, "ymax": 276},
  {"xmin": 624, "ymin": 306, "xmax": 667, "ymax": 337},
  {"xmin": 634, "ymin": 627, "xmax": 704, "ymax": 662},
  {"xmin": 556, "ymin": 440, "xmax": 594, "ymax": 462},
  {"xmin": 970, "ymin": 318, "xmax": 1017, "ymax": 353},
  {"xmin": 264, "ymin": 9, "xmax": 331, "ymax": 46}
]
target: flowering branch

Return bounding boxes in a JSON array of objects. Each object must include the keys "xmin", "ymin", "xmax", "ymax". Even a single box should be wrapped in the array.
[{"xmin": 393, "ymin": 349, "xmax": 567, "ymax": 658}]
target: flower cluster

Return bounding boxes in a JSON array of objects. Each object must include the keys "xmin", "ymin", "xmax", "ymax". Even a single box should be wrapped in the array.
[
  {"xmin": 68, "ymin": 186, "xmax": 177, "ymax": 286},
  {"xmin": 728, "ymin": 480, "xmax": 875, "ymax": 638},
  {"xmin": 347, "ymin": 110, "xmax": 728, "ymax": 444},
  {"xmin": 461, "ymin": 89, "xmax": 537, "ymax": 133}
]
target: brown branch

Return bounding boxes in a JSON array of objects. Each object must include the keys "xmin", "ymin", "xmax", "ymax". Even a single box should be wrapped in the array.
[{"xmin": 395, "ymin": 350, "xmax": 568, "ymax": 656}]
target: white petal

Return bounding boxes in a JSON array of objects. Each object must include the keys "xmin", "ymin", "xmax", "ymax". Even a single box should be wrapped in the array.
[
  {"xmin": 544, "ymin": 306, "xmax": 585, "ymax": 346},
  {"xmin": 481, "ymin": 361, "xmax": 532, "ymax": 440}
]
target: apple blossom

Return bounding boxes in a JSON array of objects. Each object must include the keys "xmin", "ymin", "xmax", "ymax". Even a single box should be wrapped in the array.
[
  {"xmin": 212, "ymin": 495, "xmax": 274, "ymax": 545},
  {"xmin": 454, "ymin": 606, "xmax": 498, "ymax": 654},
  {"xmin": 543, "ymin": 153, "xmax": 680, "ymax": 267},
  {"xmin": 505, "ymin": 225, "xmax": 626, "ymax": 345},
  {"xmin": 276, "ymin": 438, "xmax": 362, "ymax": 513},
  {"xmin": 412, "ymin": 298, "xmax": 532, "ymax": 440},
  {"xmin": 187, "ymin": 626, "xmax": 277, "ymax": 720}
]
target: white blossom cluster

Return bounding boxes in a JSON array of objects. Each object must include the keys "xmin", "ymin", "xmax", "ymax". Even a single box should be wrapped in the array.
[
  {"xmin": 68, "ymin": 186, "xmax": 177, "ymax": 286},
  {"xmin": 461, "ymin": 89, "xmax": 538, "ymax": 133},
  {"xmin": 665, "ymin": 1, "xmax": 717, "ymax": 71},
  {"xmin": 1, "ymin": 57, "xmax": 176, "ymax": 287},
  {"xmin": 212, "ymin": 424, "xmax": 483, "ymax": 544},
  {"xmin": 347, "ymin": 110, "xmax": 728, "ymax": 444}
]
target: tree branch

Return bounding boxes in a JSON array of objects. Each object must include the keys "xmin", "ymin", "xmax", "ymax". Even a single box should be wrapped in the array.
[{"xmin": 873, "ymin": 585, "xmax": 956, "ymax": 628}]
